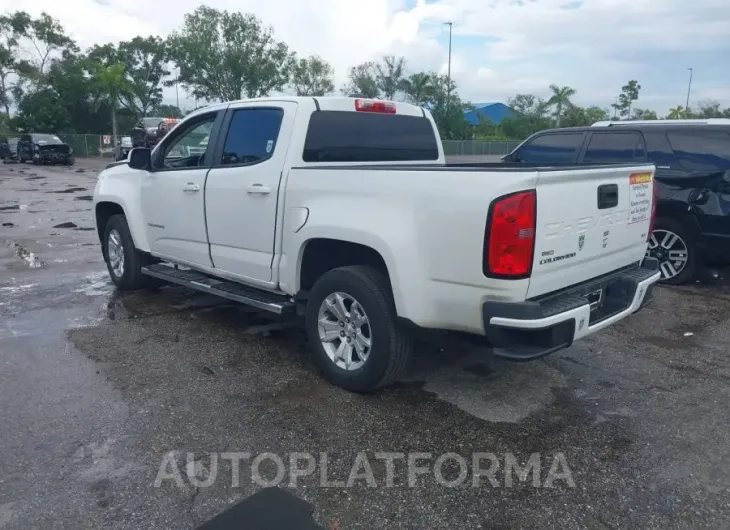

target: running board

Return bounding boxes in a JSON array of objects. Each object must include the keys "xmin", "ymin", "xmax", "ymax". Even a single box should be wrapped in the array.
[{"xmin": 141, "ymin": 264, "xmax": 295, "ymax": 315}]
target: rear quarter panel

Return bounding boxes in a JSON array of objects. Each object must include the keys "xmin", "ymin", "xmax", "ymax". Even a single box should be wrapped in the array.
[{"xmin": 279, "ymin": 166, "xmax": 539, "ymax": 332}]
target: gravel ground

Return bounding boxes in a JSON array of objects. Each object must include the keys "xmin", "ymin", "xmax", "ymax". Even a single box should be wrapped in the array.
[{"xmin": 1, "ymin": 160, "xmax": 729, "ymax": 529}]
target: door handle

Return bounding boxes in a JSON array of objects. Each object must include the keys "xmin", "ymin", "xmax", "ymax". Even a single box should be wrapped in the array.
[
  {"xmin": 247, "ymin": 184, "xmax": 271, "ymax": 195},
  {"xmin": 183, "ymin": 183, "xmax": 200, "ymax": 192}
]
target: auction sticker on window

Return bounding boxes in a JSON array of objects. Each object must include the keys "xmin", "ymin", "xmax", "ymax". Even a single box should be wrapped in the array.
[{"xmin": 629, "ymin": 172, "xmax": 652, "ymax": 224}]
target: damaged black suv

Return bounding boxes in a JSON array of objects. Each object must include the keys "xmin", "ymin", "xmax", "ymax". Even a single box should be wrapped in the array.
[{"xmin": 17, "ymin": 133, "xmax": 75, "ymax": 166}]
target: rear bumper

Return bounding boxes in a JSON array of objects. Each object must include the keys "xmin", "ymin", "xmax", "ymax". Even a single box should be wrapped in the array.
[{"xmin": 482, "ymin": 259, "xmax": 661, "ymax": 361}]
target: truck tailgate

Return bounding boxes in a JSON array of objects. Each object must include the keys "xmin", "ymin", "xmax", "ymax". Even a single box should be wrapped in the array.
[{"xmin": 527, "ymin": 165, "xmax": 654, "ymax": 298}]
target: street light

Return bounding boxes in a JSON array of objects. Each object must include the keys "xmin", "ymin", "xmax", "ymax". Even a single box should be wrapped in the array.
[
  {"xmin": 444, "ymin": 22, "xmax": 453, "ymax": 110},
  {"xmin": 685, "ymin": 68, "xmax": 693, "ymax": 113}
]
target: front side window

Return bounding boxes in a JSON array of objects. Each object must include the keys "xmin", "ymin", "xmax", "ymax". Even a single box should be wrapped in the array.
[
  {"xmin": 160, "ymin": 115, "xmax": 216, "ymax": 169},
  {"xmin": 515, "ymin": 133, "xmax": 584, "ymax": 164},
  {"xmin": 220, "ymin": 108, "xmax": 284, "ymax": 166},
  {"xmin": 582, "ymin": 132, "xmax": 647, "ymax": 164},
  {"xmin": 667, "ymin": 130, "xmax": 730, "ymax": 171}
]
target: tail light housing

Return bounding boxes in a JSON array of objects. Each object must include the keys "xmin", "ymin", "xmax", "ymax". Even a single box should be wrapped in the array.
[
  {"xmin": 484, "ymin": 190, "xmax": 536, "ymax": 278},
  {"xmin": 355, "ymin": 99, "xmax": 396, "ymax": 114},
  {"xmin": 647, "ymin": 178, "xmax": 658, "ymax": 242}
]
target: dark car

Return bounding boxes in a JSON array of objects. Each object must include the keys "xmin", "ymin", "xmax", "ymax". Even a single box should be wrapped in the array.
[
  {"xmin": 130, "ymin": 117, "xmax": 179, "ymax": 148},
  {"xmin": 17, "ymin": 133, "xmax": 75, "ymax": 166},
  {"xmin": 503, "ymin": 119, "xmax": 730, "ymax": 284},
  {"xmin": 0, "ymin": 136, "xmax": 19, "ymax": 162},
  {"xmin": 114, "ymin": 136, "xmax": 133, "ymax": 161}
]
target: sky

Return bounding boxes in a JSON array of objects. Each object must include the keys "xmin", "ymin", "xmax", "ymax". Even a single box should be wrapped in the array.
[{"xmin": 2, "ymin": 0, "xmax": 729, "ymax": 116}]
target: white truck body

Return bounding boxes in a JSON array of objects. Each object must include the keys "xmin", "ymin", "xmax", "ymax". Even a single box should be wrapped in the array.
[{"xmin": 94, "ymin": 96, "xmax": 660, "ymax": 391}]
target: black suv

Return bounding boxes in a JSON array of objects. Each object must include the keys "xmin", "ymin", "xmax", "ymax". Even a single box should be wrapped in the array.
[
  {"xmin": 17, "ymin": 133, "xmax": 75, "ymax": 165},
  {"xmin": 503, "ymin": 119, "xmax": 730, "ymax": 284}
]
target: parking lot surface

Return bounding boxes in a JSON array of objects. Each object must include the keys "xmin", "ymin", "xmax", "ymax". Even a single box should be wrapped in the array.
[{"xmin": 1, "ymin": 160, "xmax": 729, "ymax": 529}]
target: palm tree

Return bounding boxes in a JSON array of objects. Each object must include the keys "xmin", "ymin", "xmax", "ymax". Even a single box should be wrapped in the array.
[
  {"xmin": 667, "ymin": 105, "xmax": 686, "ymax": 120},
  {"xmin": 400, "ymin": 72, "xmax": 433, "ymax": 107},
  {"xmin": 547, "ymin": 84, "xmax": 576, "ymax": 127},
  {"xmin": 88, "ymin": 62, "xmax": 131, "ymax": 145}
]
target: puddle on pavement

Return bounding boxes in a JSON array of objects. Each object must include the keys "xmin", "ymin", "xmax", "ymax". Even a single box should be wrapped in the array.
[{"xmin": 7, "ymin": 241, "xmax": 46, "ymax": 268}]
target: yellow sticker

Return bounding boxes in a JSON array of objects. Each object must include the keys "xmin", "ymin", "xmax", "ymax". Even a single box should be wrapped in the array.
[{"xmin": 630, "ymin": 172, "xmax": 653, "ymax": 184}]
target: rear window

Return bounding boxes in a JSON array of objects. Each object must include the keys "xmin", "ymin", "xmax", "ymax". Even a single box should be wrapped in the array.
[
  {"xmin": 302, "ymin": 111, "xmax": 439, "ymax": 162},
  {"xmin": 515, "ymin": 133, "xmax": 584, "ymax": 164},
  {"xmin": 582, "ymin": 132, "xmax": 647, "ymax": 164},
  {"xmin": 667, "ymin": 130, "xmax": 730, "ymax": 171}
]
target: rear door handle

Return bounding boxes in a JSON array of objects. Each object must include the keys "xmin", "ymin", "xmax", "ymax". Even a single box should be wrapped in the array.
[
  {"xmin": 597, "ymin": 184, "xmax": 619, "ymax": 209},
  {"xmin": 247, "ymin": 184, "xmax": 271, "ymax": 195},
  {"xmin": 183, "ymin": 183, "xmax": 200, "ymax": 192}
]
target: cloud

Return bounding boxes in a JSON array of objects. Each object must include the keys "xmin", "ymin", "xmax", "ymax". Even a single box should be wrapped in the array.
[{"xmin": 1, "ymin": 0, "xmax": 728, "ymax": 114}]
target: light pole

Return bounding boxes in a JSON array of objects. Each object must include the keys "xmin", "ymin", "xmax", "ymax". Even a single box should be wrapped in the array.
[
  {"xmin": 685, "ymin": 68, "xmax": 693, "ymax": 114},
  {"xmin": 444, "ymin": 22, "xmax": 452, "ymax": 107}
]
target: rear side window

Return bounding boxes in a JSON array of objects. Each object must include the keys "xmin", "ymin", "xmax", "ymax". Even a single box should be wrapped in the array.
[
  {"xmin": 221, "ymin": 108, "xmax": 283, "ymax": 166},
  {"xmin": 582, "ymin": 132, "xmax": 647, "ymax": 164},
  {"xmin": 515, "ymin": 133, "xmax": 584, "ymax": 164},
  {"xmin": 667, "ymin": 130, "xmax": 730, "ymax": 171},
  {"xmin": 302, "ymin": 111, "xmax": 439, "ymax": 162}
]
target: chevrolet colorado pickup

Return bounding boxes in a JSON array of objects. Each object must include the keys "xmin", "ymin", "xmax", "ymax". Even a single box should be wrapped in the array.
[{"xmin": 93, "ymin": 97, "xmax": 661, "ymax": 392}]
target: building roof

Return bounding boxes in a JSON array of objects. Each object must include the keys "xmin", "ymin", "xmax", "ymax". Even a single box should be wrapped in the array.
[{"xmin": 464, "ymin": 102, "xmax": 515, "ymax": 125}]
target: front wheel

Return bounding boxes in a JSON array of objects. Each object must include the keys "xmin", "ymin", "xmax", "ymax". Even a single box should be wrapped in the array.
[
  {"xmin": 646, "ymin": 217, "xmax": 696, "ymax": 284},
  {"xmin": 305, "ymin": 265, "xmax": 413, "ymax": 392},
  {"xmin": 103, "ymin": 214, "xmax": 149, "ymax": 290}
]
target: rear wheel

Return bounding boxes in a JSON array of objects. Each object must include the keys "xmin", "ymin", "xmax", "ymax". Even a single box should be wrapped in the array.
[
  {"xmin": 646, "ymin": 217, "xmax": 696, "ymax": 284},
  {"xmin": 305, "ymin": 265, "xmax": 413, "ymax": 392},
  {"xmin": 103, "ymin": 214, "xmax": 149, "ymax": 290}
]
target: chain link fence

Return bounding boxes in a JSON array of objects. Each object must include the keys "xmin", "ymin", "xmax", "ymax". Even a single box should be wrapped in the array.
[
  {"xmin": 442, "ymin": 140, "xmax": 522, "ymax": 158},
  {"xmin": 56, "ymin": 134, "xmax": 116, "ymax": 158}
]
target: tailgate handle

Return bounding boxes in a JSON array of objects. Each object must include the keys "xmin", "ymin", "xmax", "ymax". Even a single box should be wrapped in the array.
[{"xmin": 597, "ymin": 184, "xmax": 619, "ymax": 209}]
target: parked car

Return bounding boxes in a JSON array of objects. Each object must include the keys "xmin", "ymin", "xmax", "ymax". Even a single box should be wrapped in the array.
[
  {"xmin": 131, "ymin": 117, "xmax": 179, "ymax": 148},
  {"xmin": 17, "ymin": 133, "xmax": 74, "ymax": 165},
  {"xmin": 94, "ymin": 97, "xmax": 659, "ymax": 392},
  {"xmin": 114, "ymin": 136, "xmax": 133, "ymax": 161},
  {"xmin": 503, "ymin": 119, "xmax": 730, "ymax": 284},
  {"xmin": 0, "ymin": 136, "xmax": 19, "ymax": 162}
]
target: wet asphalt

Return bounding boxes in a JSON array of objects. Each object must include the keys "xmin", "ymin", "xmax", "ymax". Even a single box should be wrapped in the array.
[{"xmin": 1, "ymin": 159, "xmax": 729, "ymax": 529}]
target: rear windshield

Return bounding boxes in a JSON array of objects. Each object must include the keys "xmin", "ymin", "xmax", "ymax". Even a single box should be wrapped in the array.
[
  {"xmin": 302, "ymin": 111, "xmax": 439, "ymax": 162},
  {"xmin": 142, "ymin": 118, "xmax": 165, "ymax": 128},
  {"xmin": 32, "ymin": 134, "xmax": 63, "ymax": 145}
]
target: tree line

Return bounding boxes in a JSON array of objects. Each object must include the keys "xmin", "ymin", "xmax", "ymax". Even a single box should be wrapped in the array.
[{"xmin": 1, "ymin": 8, "xmax": 729, "ymax": 143}]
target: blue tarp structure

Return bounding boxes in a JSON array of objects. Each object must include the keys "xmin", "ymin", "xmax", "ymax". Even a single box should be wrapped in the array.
[{"xmin": 464, "ymin": 102, "xmax": 515, "ymax": 125}]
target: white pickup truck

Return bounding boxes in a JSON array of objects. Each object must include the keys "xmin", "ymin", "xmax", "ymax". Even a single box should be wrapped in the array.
[{"xmin": 93, "ymin": 97, "xmax": 661, "ymax": 392}]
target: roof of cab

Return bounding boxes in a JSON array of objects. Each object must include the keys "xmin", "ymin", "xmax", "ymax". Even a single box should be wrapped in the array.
[{"xmin": 188, "ymin": 96, "xmax": 427, "ymax": 118}]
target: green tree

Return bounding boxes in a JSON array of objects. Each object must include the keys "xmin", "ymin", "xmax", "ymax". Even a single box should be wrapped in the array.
[
  {"xmin": 562, "ymin": 105, "xmax": 609, "ymax": 127},
  {"xmin": 117, "ymin": 36, "xmax": 169, "ymax": 117},
  {"xmin": 0, "ymin": 14, "xmax": 25, "ymax": 117},
  {"xmin": 167, "ymin": 7, "xmax": 293, "ymax": 102},
  {"xmin": 617, "ymin": 80, "xmax": 641, "ymax": 119},
  {"xmin": 500, "ymin": 94, "xmax": 551, "ymax": 139},
  {"xmin": 687, "ymin": 99, "xmax": 724, "ymax": 119},
  {"xmin": 667, "ymin": 105, "xmax": 686, "ymax": 119},
  {"xmin": 341, "ymin": 61, "xmax": 379, "ymax": 98},
  {"xmin": 547, "ymin": 84, "xmax": 576, "ymax": 127},
  {"xmin": 631, "ymin": 108, "xmax": 657, "ymax": 120},
  {"xmin": 290, "ymin": 55, "xmax": 334, "ymax": 96},
  {"xmin": 426, "ymin": 73, "xmax": 470, "ymax": 140},
  {"xmin": 88, "ymin": 62, "xmax": 132, "ymax": 144},
  {"xmin": 151, "ymin": 104, "xmax": 183, "ymax": 118},
  {"xmin": 400, "ymin": 72, "xmax": 434, "ymax": 107},
  {"xmin": 374, "ymin": 55, "xmax": 406, "ymax": 100}
]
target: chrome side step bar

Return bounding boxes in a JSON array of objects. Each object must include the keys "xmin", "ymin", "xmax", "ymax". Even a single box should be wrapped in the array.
[{"xmin": 141, "ymin": 264, "xmax": 295, "ymax": 315}]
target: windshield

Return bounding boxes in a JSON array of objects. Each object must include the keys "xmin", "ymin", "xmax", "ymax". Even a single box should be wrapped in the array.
[
  {"xmin": 142, "ymin": 118, "xmax": 165, "ymax": 128},
  {"xmin": 32, "ymin": 134, "xmax": 63, "ymax": 145}
]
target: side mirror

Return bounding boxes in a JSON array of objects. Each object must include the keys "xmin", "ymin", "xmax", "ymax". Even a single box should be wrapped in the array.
[{"xmin": 128, "ymin": 147, "xmax": 151, "ymax": 170}]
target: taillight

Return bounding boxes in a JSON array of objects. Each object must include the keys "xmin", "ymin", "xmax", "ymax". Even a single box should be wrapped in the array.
[
  {"xmin": 484, "ymin": 190, "xmax": 536, "ymax": 278},
  {"xmin": 355, "ymin": 99, "xmax": 396, "ymax": 114},
  {"xmin": 647, "ymin": 178, "xmax": 658, "ymax": 242}
]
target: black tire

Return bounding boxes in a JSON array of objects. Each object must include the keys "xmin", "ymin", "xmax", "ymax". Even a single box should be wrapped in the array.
[
  {"xmin": 305, "ymin": 265, "xmax": 413, "ymax": 392},
  {"xmin": 103, "ymin": 214, "xmax": 149, "ymax": 290},
  {"xmin": 65, "ymin": 156, "xmax": 75, "ymax": 166},
  {"xmin": 649, "ymin": 217, "xmax": 696, "ymax": 285}
]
